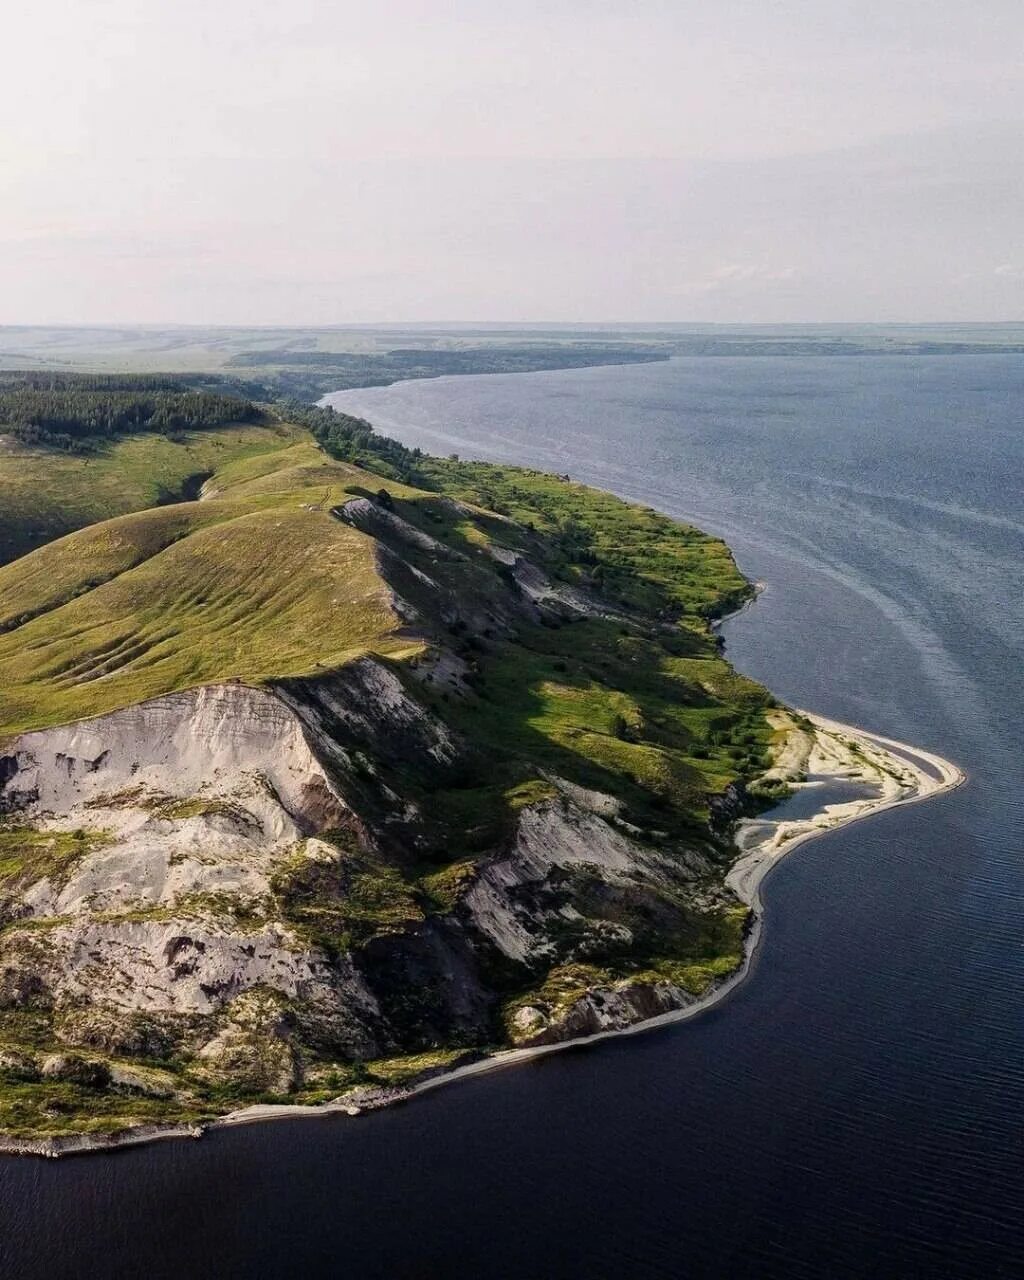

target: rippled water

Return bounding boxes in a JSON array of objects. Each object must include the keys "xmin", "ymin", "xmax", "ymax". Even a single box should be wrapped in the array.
[{"xmin": 2, "ymin": 356, "xmax": 1022, "ymax": 1279}]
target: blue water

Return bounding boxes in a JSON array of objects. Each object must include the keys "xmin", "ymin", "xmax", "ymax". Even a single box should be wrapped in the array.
[
  {"xmin": 2, "ymin": 355, "xmax": 1022, "ymax": 1278},
  {"xmin": 760, "ymin": 777, "xmax": 881, "ymax": 823}
]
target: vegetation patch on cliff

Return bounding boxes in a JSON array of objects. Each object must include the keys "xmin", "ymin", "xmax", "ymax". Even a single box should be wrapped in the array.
[{"xmin": 272, "ymin": 836, "xmax": 425, "ymax": 951}]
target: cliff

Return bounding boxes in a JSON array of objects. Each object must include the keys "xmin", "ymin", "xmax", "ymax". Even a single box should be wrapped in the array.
[{"xmin": 0, "ymin": 410, "xmax": 775, "ymax": 1141}]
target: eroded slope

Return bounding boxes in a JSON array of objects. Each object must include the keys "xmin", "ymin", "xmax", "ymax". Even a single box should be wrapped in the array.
[{"xmin": 0, "ymin": 430, "xmax": 778, "ymax": 1139}]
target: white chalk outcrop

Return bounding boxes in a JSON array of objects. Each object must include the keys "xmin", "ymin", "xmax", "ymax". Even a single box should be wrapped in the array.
[
  {"xmin": 465, "ymin": 787, "xmax": 715, "ymax": 966},
  {"xmin": 3, "ymin": 682, "xmax": 346, "ymax": 829},
  {"xmin": 0, "ymin": 681, "xmax": 387, "ymax": 1061}
]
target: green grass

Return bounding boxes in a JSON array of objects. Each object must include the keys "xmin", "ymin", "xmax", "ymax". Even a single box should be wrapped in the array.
[
  {"xmin": 0, "ymin": 501, "xmax": 247, "ymax": 634},
  {"xmin": 361, "ymin": 1048, "xmax": 468, "ymax": 1086},
  {"xmin": 149, "ymin": 798, "xmax": 254, "ymax": 823},
  {"xmin": 503, "ymin": 904, "xmax": 748, "ymax": 1039},
  {"xmin": 201, "ymin": 439, "xmax": 355, "ymax": 497},
  {"xmin": 0, "ymin": 435, "xmax": 439, "ymax": 741},
  {"xmin": 0, "ymin": 422, "xmax": 306, "ymax": 566},
  {"xmin": 203, "ymin": 436, "xmax": 428, "ymax": 507},
  {"xmin": 271, "ymin": 837, "xmax": 424, "ymax": 950},
  {"xmin": 316, "ymin": 458, "xmax": 774, "ymax": 846},
  {"xmin": 0, "ymin": 827, "xmax": 111, "ymax": 896},
  {"xmin": 644, "ymin": 951, "xmax": 746, "ymax": 996},
  {"xmin": 425, "ymin": 617, "xmax": 772, "ymax": 835},
  {"xmin": 419, "ymin": 859, "xmax": 479, "ymax": 912},
  {"xmin": 0, "ymin": 491, "xmax": 418, "ymax": 738},
  {"xmin": 417, "ymin": 457, "xmax": 752, "ymax": 622},
  {"xmin": 503, "ymin": 963, "xmax": 614, "ymax": 1036},
  {"xmin": 0, "ymin": 1079, "xmax": 207, "ymax": 1138}
]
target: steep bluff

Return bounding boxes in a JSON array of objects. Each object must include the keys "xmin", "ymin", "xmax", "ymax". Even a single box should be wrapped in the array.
[
  {"xmin": 0, "ymin": 427, "xmax": 773, "ymax": 1138},
  {"xmin": 0, "ymin": 664, "xmax": 730, "ymax": 1097}
]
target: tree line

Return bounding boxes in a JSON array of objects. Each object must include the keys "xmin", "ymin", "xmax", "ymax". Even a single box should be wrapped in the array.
[{"xmin": 283, "ymin": 402, "xmax": 425, "ymax": 483}]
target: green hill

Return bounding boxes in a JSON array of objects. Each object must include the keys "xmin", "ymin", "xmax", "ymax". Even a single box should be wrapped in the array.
[
  {"xmin": 0, "ymin": 427, "xmax": 767, "ymax": 804},
  {"xmin": 0, "ymin": 402, "xmax": 781, "ymax": 1142},
  {"xmin": 0, "ymin": 372, "xmax": 306, "ymax": 566}
]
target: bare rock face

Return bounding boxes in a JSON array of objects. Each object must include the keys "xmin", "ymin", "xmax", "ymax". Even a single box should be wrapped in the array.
[
  {"xmin": 40, "ymin": 1053, "xmax": 111, "ymax": 1089},
  {"xmin": 43, "ymin": 917, "xmax": 373, "ymax": 1023},
  {"xmin": 0, "ymin": 1047, "xmax": 40, "ymax": 1081},
  {"xmin": 0, "ymin": 653, "xmax": 733, "ymax": 1119},
  {"xmin": 464, "ymin": 790, "xmax": 708, "ymax": 966},
  {"xmin": 280, "ymin": 657, "xmax": 461, "ymax": 772},
  {"xmin": 510, "ymin": 1005, "xmax": 547, "ymax": 1036},
  {"xmin": 54, "ymin": 1006, "xmax": 178, "ymax": 1059},
  {"xmin": 508, "ymin": 978, "xmax": 696, "ymax": 1049},
  {"xmin": 464, "ymin": 793, "xmax": 640, "ymax": 965},
  {"xmin": 1, "ymin": 683, "xmax": 345, "ymax": 830},
  {"xmin": 337, "ymin": 497, "xmax": 458, "ymax": 558},
  {"xmin": 0, "ymin": 682, "xmax": 391, "ymax": 1073}
]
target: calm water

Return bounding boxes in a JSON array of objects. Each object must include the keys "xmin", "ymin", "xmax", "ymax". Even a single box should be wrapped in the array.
[{"xmin": 2, "ymin": 356, "xmax": 1023, "ymax": 1279}]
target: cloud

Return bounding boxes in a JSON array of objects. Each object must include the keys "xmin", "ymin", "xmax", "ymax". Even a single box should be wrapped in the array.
[{"xmin": 678, "ymin": 263, "xmax": 802, "ymax": 295}]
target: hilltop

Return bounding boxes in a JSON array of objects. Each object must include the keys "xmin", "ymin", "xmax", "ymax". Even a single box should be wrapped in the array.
[
  {"xmin": 0, "ymin": 385, "xmax": 788, "ymax": 1141},
  {"xmin": 0, "ymin": 372, "xmax": 304, "ymax": 565}
]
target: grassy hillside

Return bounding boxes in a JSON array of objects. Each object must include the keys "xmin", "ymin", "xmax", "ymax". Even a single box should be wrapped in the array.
[
  {"xmin": 0, "ymin": 427, "xmax": 771, "ymax": 814},
  {"xmin": 0, "ymin": 422, "xmax": 309, "ymax": 566},
  {"xmin": 0, "ymin": 387, "xmax": 780, "ymax": 843},
  {"xmin": 419, "ymin": 457, "xmax": 750, "ymax": 622},
  {"xmin": 0, "ymin": 372, "xmax": 302, "ymax": 566},
  {"xmin": 0, "ymin": 492, "xmax": 419, "ymax": 740}
]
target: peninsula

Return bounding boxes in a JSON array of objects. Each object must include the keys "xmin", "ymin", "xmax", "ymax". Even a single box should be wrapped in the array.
[{"xmin": 0, "ymin": 376, "xmax": 961, "ymax": 1154}]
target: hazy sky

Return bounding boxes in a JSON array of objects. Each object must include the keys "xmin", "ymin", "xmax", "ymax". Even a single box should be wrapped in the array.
[{"xmin": 3, "ymin": 0, "xmax": 1023, "ymax": 323}]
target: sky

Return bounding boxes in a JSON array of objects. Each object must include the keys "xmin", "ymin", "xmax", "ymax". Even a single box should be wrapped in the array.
[{"xmin": 2, "ymin": 0, "xmax": 1023, "ymax": 324}]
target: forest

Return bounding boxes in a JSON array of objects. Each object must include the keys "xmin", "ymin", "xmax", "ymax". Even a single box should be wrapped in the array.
[
  {"xmin": 284, "ymin": 401, "xmax": 425, "ymax": 482},
  {"xmin": 0, "ymin": 373, "xmax": 262, "ymax": 451}
]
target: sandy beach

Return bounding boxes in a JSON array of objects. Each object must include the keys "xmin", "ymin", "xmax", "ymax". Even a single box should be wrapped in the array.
[{"xmin": 728, "ymin": 709, "xmax": 965, "ymax": 909}]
